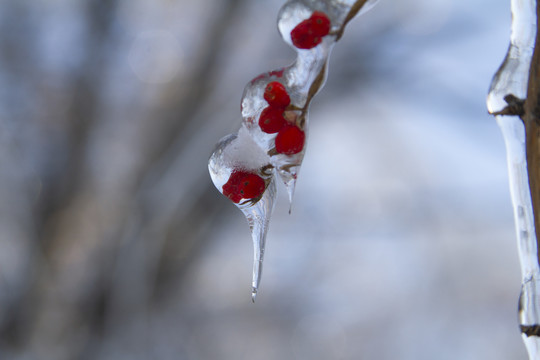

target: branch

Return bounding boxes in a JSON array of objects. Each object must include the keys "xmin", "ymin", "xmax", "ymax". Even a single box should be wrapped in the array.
[
  {"xmin": 209, "ymin": 0, "xmax": 377, "ymax": 300},
  {"xmin": 525, "ymin": 0, "xmax": 540, "ymax": 267},
  {"xmin": 490, "ymin": 94, "xmax": 525, "ymax": 116}
]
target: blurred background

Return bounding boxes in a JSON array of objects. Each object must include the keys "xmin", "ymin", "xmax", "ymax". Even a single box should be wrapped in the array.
[{"xmin": 0, "ymin": 0, "xmax": 527, "ymax": 359}]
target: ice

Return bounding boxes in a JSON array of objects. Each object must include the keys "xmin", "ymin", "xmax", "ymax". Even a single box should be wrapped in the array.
[
  {"xmin": 208, "ymin": 131, "xmax": 274, "ymax": 200},
  {"xmin": 496, "ymin": 118, "xmax": 538, "ymax": 276},
  {"xmin": 244, "ymin": 176, "xmax": 277, "ymax": 302},
  {"xmin": 487, "ymin": 0, "xmax": 539, "ymax": 356},
  {"xmin": 209, "ymin": 0, "xmax": 378, "ymax": 300},
  {"xmin": 487, "ymin": 0, "xmax": 536, "ymax": 113},
  {"xmin": 209, "ymin": 133, "xmax": 277, "ymax": 302},
  {"xmin": 221, "ymin": 126, "xmax": 271, "ymax": 171},
  {"xmin": 497, "ymin": 116, "xmax": 540, "ymax": 356}
]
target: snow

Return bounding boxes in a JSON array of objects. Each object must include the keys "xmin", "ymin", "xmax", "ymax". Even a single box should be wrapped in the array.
[{"xmin": 222, "ymin": 126, "xmax": 272, "ymax": 171}]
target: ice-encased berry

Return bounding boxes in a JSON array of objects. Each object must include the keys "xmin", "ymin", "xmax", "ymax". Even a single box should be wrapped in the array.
[
  {"xmin": 264, "ymin": 81, "xmax": 290, "ymax": 108},
  {"xmin": 259, "ymin": 106, "xmax": 287, "ymax": 133},
  {"xmin": 275, "ymin": 125, "xmax": 305, "ymax": 155},
  {"xmin": 290, "ymin": 11, "xmax": 331, "ymax": 49},
  {"xmin": 310, "ymin": 11, "xmax": 331, "ymax": 36},
  {"xmin": 222, "ymin": 170, "xmax": 266, "ymax": 203}
]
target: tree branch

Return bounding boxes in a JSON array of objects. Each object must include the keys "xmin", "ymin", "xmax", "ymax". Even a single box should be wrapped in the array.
[{"xmin": 525, "ymin": 0, "xmax": 540, "ymax": 266}]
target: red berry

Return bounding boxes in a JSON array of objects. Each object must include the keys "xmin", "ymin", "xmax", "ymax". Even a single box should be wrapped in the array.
[
  {"xmin": 290, "ymin": 11, "xmax": 331, "ymax": 49},
  {"xmin": 275, "ymin": 125, "xmax": 305, "ymax": 155},
  {"xmin": 291, "ymin": 21, "xmax": 320, "ymax": 49},
  {"xmin": 222, "ymin": 172, "xmax": 243, "ymax": 203},
  {"xmin": 222, "ymin": 170, "xmax": 265, "ymax": 203},
  {"xmin": 259, "ymin": 106, "xmax": 287, "ymax": 133},
  {"xmin": 264, "ymin": 81, "xmax": 290, "ymax": 108},
  {"xmin": 310, "ymin": 11, "xmax": 331, "ymax": 36},
  {"xmin": 238, "ymin": 173, "xmax": 265, "ymax": 199}
]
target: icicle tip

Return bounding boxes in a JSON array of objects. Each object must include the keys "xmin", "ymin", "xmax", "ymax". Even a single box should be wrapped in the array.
[{"xmin": 251, "ymin": 287, "xmax": 258, "ymax": 303}]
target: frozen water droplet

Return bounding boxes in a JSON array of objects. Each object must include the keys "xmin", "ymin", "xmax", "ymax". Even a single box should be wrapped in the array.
[
  {"xmin": 241, "ymin": 175, "xmax": 277, "ymax": 302},
  {"xmin": 287, "ymin": 184, "xmax": 295, "ymax": 214},
  {"xmin": 277, "ymin": 162, "xmax": 300, "ymax": 209},
  {"xmin": 251, "ymin": 289, "xmax": 257, "ymax": 302}
]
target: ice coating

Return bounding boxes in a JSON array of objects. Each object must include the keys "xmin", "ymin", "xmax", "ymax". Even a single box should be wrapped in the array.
[
  {"xmin": 497, "ymin": 118, "xmax": 538, "ymax": 277},
  {"xmin": 487, "ymin": 0, "xmax": 539, "ymax": 356},
  {"xmin": 498, "ymin": 116, "xmax": 540, "ymax": 354},
  {"xmin": 241, "ymin": 61, "xmax": 325, "ymax": 201},
  {"xmin": 221, "ymin": 126, "xmax": 271, "ymax": 171},
  {"xmin": 244, "ymin": 176, "xmax": 277, "ymax": 302},
  {"xmin": 487, "ymin": 0, "xmax": 536, "ymax": 113},
  {"xmin": 208, "ymin": 131, "xmax": 273, "ymax": 204},
  {"xmin": 209, "ymin": 131, "xmax": 277, "ymax": 300},
  {"xmin": 209, "ymin": 0, "xmax": 377, "ymax": 300}
]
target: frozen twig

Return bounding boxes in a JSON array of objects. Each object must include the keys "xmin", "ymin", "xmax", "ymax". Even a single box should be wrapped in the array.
[
  {"xmin": 488, "ymin": 0, "xmax": 540, "ymax": 357},
  {"xmin": 209, "ymin": 0, "xmax": 378, "ymax": 300}
]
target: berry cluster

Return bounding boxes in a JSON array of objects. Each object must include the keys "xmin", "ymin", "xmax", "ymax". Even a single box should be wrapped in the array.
[
  {"xmin": 222, "ymin": 170, "xmax": 266, "ymax": 204},
  {"xmin": 259, "ymin": 81, "xmax": 305, "ymax": 155},
  {"xmin": 259, "ymin": 81, "xmax": 289, "ymax": 133},
  {"xmin": 210, "ymin": 0, "xmax": 375, "ymax": 300},
  {"xmin": 290, "ymin": 11, "xmax": 331, "ymax": 49},
  {"xmin": 221, "ymin": 10, "xmax": 333, "ymax": 206}
]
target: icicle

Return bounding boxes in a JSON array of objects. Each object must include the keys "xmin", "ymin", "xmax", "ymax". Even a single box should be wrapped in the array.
[
  {"xmin": 244, "ymin": 176, "xmax": 277, "ymax": 302},
  {"xmin": 487, "ymin": 0, "xmax": 539, "ymax": 356},
  {"xmin": 209, "ymin": 0, "xmax": 378, "ymax": 300},
  {"xmin": 209, "ymin": 130, "xmax": 277, "ymax": 301}
]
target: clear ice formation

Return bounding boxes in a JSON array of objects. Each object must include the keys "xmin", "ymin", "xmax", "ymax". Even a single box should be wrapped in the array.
[
  {"xmin": 487, "ymin": 0, "xmax": 539, "ymax": 357},
  {"xmin": 209, "ymin": 0, "xmax": 377, "ymax": 301}
]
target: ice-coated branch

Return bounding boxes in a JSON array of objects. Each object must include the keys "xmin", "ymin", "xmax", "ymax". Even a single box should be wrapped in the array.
[
  {"xmin": 209, "ymin": 0, "xmax": 377, "ymax": 301},
  {"xmin": 487, "ymin": 0, "xmax": 540, "ymax": 357}
]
